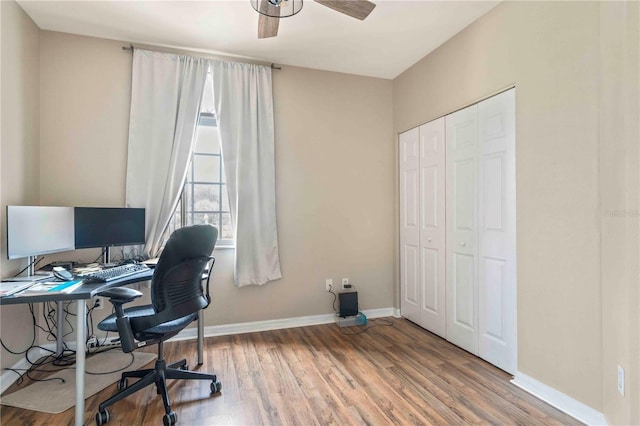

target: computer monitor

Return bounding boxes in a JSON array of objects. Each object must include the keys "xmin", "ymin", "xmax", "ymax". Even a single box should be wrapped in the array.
[
  {"xmin": 74, "ymin": 207, "xmax": 145, "ymax": 249},
  {"xmin": 6, "ymin": 206, "xmax": 76, "ymax": 260}
]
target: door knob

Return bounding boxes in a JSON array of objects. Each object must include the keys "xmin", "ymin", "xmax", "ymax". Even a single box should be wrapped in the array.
[{"xmin": 460, "ymin": 241, "xmax": 466, "ymax": 246}]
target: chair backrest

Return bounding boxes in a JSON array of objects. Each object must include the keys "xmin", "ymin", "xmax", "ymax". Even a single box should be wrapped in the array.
[{"xmin": 140, "ymin": 224, "xmax": 217, "ymax": 328}]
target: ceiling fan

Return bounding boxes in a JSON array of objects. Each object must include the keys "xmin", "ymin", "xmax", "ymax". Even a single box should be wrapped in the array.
[{"xmin": 251, "ymin": 0, "xmax": 376, "ymax": 39}]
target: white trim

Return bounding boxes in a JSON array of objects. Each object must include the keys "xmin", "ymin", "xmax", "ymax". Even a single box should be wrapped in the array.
[
  {"xmin": 171, "ymin": 307, "xmax": 399, "ymax": 341},
  {"xmin": 511, "ymin": 372, "xmax": 607, "ymax": 426},
  {"xmin": 214, "ymin": 244, "xmax": 235, "ymax": 250}
]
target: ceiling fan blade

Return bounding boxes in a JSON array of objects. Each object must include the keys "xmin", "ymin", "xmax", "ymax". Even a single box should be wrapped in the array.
[
  {"xmin": 314, "ymin": 0, "xmax": 376, "ymax": 20},
  {"xmin": 258, "ymin": 0, "xmax": 280, "ymax": 39}
]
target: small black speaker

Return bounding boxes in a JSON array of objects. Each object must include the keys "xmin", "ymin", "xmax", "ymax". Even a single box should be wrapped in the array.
[{"xmin": 339, "ymin": 291, "xmax": 358, "ymax": 317}]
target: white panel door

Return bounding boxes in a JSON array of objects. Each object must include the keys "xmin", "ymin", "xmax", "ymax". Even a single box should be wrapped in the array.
[
  {"xmin": 478, "ymin": 89, "xmax": 516, "ymax": 374},
  {"xmin": 399, "ymin": 127, "xmax": 420, "ymax": 323},
  {"xmin": 445, "ymin": 104, "xmax": 479, "ymax": 355},
  {"xmin": 418, "ymin": 118, "xmax": 446, "ymax": 337}
]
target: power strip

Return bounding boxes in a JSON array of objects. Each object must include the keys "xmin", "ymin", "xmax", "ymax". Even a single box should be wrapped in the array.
[{"xmin": 86, "ymin": 335, "xmax": 121, "ymax": 351}]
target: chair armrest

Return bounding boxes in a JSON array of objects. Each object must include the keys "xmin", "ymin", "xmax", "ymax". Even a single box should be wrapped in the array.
[
  {"xmin": 97, "ymin": 287, "xmax": 143, "ymax": 353},
  {"xmin": 98, "ymin": 287, "xmax": 143, "ymax": 304}
]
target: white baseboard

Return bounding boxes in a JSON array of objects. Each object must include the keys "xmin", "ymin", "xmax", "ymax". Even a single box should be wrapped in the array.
[
  {"xmin": 511, "ymin": 372, "xmax": 607, "ymax": 425},
  {"xmin": 1, "ymin": 307, "xmax": 398, "ymax": 393},
  {"xmin": 172, "ymin": 306, "xmax": 399, "ymax": 341}
]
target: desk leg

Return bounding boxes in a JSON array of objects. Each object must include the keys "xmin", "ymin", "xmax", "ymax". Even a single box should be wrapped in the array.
[
  {"xmin": 56, "ymin": 301, "xmax": 64, "ymax": 356},
  {"xmin": 75, "ymin": 300, "xmax": 86, "ymax": 426},
  {"xmin": 197, "ymin": 309, "xmax": 204, "ymax": 365}
]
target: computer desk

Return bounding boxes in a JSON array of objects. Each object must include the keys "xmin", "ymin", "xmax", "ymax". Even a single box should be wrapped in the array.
[{"xmin": 0, "ymin": 269, "xmax": 208, "ymax": 426}]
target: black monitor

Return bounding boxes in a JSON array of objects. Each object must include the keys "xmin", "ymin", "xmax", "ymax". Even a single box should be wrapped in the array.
[
  {"xmin": 6, "ymin": 206, "xmax": 76, "ymax": 260},
  {"xmin": 74, "ymin": 207, "xmax": 145, "ymax": 249}
]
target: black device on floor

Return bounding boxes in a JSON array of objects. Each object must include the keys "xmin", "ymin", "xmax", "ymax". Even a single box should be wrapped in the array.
[{"xmin": 339, "ymin": 291, "xmax": 359, "ymax": 317}]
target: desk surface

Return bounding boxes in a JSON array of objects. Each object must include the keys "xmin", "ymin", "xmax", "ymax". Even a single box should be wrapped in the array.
[{"xmin": 0, "ymin": 269, "xmax": 154, "ymax": 305}]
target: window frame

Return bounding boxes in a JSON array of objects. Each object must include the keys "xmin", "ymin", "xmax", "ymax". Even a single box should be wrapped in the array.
[{"xmin": 165, "ymin": 112, "xmax": 234, "ymax": 249}]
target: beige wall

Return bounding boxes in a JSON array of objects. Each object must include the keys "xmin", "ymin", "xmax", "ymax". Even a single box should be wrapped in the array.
[
  {"xmin": 393, "ymin": 1, "xmax": 639, "ymax": 423},
  {"xmin": 37, "ymin": 33, "xmax": 395, "ymax": 328},
  {"xmin": 0, "ymin": 0, "xmax": 41, "ymax": 370},
  {"xmin": 211, "ymin": 65, "xmax": 396, "ymax": 324},
  {"xmin": 599, "ymin": 3, "xmax": 640, "ymax": 424},
  {"xmin": 39, "ymin": 33, "xmax": 132, "ymax": 207}
]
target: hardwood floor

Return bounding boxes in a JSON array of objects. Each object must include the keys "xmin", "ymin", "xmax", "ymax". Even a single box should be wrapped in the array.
[{"xmin": 1, "ymin": 318, "xmax": 580, "ymax": 425}]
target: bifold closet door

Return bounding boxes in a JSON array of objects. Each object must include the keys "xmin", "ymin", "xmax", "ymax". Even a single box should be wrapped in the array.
[
  {"xmin": 446, "ymin": 88, "xmax": 516, "ymax": 374},
  {"xmin": 445, "ymin": 104, "xmax": 480, "ymax": 355},
  {"xmin": 399, "ymin": 127, "xmax": 421, "ymax": 323},
  {"xmin": 477, "ymin": 89, "xmax": 516, "ymax": 374},
  {"xmin": 399, "ymin": 118, "xmax": 446, "ymax": 337},
  {"xmin": 417, "ymin": 119, "xmax": 446, "ymax": 336}
]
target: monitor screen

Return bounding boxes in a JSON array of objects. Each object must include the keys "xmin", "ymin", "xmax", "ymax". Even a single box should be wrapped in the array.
[
  {"xmin": 6, "ymin": 206, "xmax": 76, "ymax": 260},
  {"xmin": 74, "ymin": 207, "xmax": 145, "ymax": 249}
]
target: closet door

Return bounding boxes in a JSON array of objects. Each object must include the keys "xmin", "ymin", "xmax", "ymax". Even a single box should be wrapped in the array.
[
  {"xmin": 445, "ymin": 88, "xmax": 517, "ymax": 373},
  {"xmin": 399, "ymin": 127, "xmax": 420, "ymax": 323},
  {"xmin": 418, "ymin": 118, "xmax": 446, "ymax": 337},
  {"xmin": 445, "ymin": 104, "xmax": 479, "ymax": 355},
  {"xmin": 478, "ymin": 89, "xmax": 516, "ymax": 374}
]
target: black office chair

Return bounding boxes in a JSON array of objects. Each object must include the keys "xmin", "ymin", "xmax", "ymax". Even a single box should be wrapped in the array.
[{"xmin": 94, "ymin": 224, "xmax": 221, "ymax": 426}]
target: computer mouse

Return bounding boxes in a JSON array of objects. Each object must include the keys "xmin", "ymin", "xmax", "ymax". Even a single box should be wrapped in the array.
[{"xmin": 53, "ymin": 266, "xmax": 74, "ymax": 281}]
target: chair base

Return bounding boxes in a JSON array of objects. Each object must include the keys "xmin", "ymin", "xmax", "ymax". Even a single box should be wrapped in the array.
[{"xmin": 96, "ymin": 356, "xmax": 221, "ymax": 425}]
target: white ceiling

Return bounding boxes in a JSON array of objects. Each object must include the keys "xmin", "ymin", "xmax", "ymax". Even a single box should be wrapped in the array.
[{"xmin": 17, "ymin": 0, "xmax": 499, "ymax": 79}]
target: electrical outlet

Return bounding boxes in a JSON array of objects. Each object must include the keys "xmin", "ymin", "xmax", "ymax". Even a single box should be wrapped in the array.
[
  {"xmin": 618, "ymin": 365, "xmax": 625, "ymax": 396},
  {"xmin": 325, "ymin": 279, "xmax": 333, "ymax": 291},
  {"xmin": 86, "ymin": 335, "xmax": 98, "ymax": 350},
  {"xmin": 94, "ymin": 296, "xmax": 104, "ymax": 310},
  {"xmin": 342, "ymin": 277, "xmax": 350, "ymax": 289}
]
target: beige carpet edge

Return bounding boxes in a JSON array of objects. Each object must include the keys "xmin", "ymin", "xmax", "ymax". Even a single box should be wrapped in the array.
[{"xmin": 1, "ymin": 352, "xmax": 155, "ymax": 414}]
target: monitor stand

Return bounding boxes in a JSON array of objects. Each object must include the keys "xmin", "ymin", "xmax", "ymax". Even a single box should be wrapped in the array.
[
  {"xmin": 103, "ymin": 247, "xmax": 111, "ymax": 265},
  {"xmin": 10, "ymin": 257, "xmax": 53, "ymax": 282},
  {"xmin": 28, "ymin": 255, "xmax": 38, "ymax": 276}
]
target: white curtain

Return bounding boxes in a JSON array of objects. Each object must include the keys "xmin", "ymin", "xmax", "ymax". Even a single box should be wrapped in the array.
[
  {"xmin": 126, "ymin": 49, "xmax": 208, "ymax": 257},
  {"xmin": 209, "ymin": 60, "xmax": 282, "ymax": 286}
]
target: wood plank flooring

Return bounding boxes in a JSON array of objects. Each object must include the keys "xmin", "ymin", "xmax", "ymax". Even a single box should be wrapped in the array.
[{"xmin": 1, "ymin": 318, "xmax": 581, "ymax": 425}]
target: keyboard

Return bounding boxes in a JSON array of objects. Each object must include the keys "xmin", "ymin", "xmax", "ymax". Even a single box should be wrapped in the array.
[{"xmin": 81, "ymin": 263, "xmax": 150, "ymax": 283}]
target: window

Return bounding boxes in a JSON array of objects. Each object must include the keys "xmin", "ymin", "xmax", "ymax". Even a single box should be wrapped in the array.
[{"xmin": 164, "ymin": 75, "xmax": 233, "ymax": 247}]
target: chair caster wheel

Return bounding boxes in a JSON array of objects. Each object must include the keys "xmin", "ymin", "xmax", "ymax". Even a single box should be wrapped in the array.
[
  {"xmin": 210, "ymin": 380, "xmax": 222, "ymax": 394},
  {"xmin": 96, "ymin": 409, "xmax": 110, "ymax": 425},
  {"xmin": 117, "ymin": 377, "xmax": 128, "ymax": 391},
  {"xmin": 163, "ymin": 411, "xmax": 177, "ymax": 426},
  {"xmin": 180, "ymin": 363, "xmax": 189, "ymax": 371}
]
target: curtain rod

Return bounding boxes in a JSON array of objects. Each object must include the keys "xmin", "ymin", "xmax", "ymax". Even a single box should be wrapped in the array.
[{"xmin": 121, "ymin": 44, "xmax": 281, "ymax": 70}]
